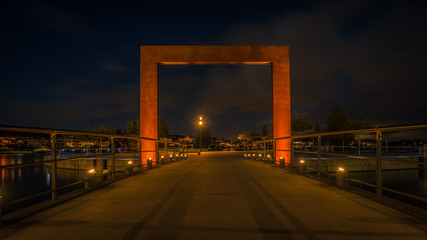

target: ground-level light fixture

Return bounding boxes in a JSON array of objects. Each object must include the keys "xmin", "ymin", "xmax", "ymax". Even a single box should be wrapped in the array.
[
  {"xmin": 300, "ymin": 160, "xmax": 305, "ymax": 164},
  {"xmin": 88, "ymin": 169, "xmax": 95, "ymax": 173},
  {"xmin": 338, "ymin": 167, "xmax": 345, "ymax": 172},
  {"xmin": 128, "ymin": 161, "xmax": 133, "ymax": 165}
]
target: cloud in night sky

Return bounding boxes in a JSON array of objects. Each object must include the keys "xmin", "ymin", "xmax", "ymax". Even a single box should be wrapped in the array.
[
  {"xmin": 30, "ymin": 2, "xmax": 88, "ymax": 35},
  {"xmin": 219, "ymin": 0, "xmax": 427, "ymax": 125},
  {"xmin": 98, "ymin": 61, "xmax": 131, "ymax": 73},
  {"xmin": 159, "ymin": 66, "xmax": 271, "ymax": 114},
  {"xmin": 1, "ymin": 0, "xmax": 426, "ymax": 138},
  {"xmin": 198, "ymin": 66, "xmax": 271, "ymax": 114},
  {"xmin": 3, "ymin": 79, "xmax": 139, "ymax": 130}
]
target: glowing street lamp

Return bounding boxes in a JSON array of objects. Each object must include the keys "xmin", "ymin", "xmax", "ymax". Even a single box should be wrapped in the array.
[{"xmin": 198, "ymin": 116, "xmax": 203, "ymax": 155}]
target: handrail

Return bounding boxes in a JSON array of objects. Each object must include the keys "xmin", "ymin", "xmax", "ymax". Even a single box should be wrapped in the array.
[
  {"xmin": 278, "ymin": 123, "xmax": 427, "ymax": 140},
  {"xmin": 246, "ymin": 123, "xmax": 427, "ymax": 211},
  {"xmin": 0, "ymin": 124, "xmax": 182, "ymax": 144},
  {"xmin": 0, "ymin": 125, "xmax": 189, "ymax": 217},
  {"xmin": 247, "ymin": 123, "xmax": 427, "ymax": 142}
]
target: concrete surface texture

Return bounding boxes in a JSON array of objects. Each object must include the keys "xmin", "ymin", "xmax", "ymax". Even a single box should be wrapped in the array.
[
  {"xmin": 1, "ymin": 152, "xmax": 427, "ymax": 240},
  {"xmin": 140, "ymin": 45, "xmax": 291, "ymax": 164}
]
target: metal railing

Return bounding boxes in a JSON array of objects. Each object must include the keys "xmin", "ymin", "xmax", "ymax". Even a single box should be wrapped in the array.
[
  {"xmin": 0, "ymin": 125, "xmax": 187, "ymax": 218},
  {"xmin": 246, "ymin": 124, "xmax": 427, "ymax": 210}
]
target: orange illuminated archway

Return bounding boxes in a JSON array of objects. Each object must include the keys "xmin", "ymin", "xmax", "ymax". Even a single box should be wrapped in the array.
[{"xmin": 140, "ymin": 45, "xmax": 290, "ymax": 166}]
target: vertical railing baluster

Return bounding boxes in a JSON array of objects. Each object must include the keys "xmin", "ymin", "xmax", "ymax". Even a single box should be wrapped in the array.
[
  {"xmin": 376, "ymin": 131, "xmax": 383, "ymax": 197},
  {"xmin": 273, "ymin": 140, "xmax": 276, "ymax": 165},
  {"xmin": 111, "ymin": 137, "xmax": 115, "ymax": 179},
  {"xmin": 97, "ymin": 138, "xmax": 102, "ymax": 175},
  {"xmin": 86, "ymin": 140, "xmax": 89, "ymax": 156},
  {"xmin": 138, "ymin": 139, "xmax": 142, "ymax": 168},
  {"xmin": 0, "ymin": 195, "xmax": 2, "ymax": 222},
  {"xmin": 263, "ymin": 141, "xmax": 266, "ymax": 162},
  {"xmin": 290, "ymin": 138, "xmax": 294, "ymax": 165},
  {"xmin": 165, "ymin": 141, "xmax": 167, "ymax": 159},
  {"xmin": 317, "ymin": 136, "xmax": 321, "ymax": 177},
  {"xmin": 51, "ymin": 133, "xmax": 58, "ymax": 200}
]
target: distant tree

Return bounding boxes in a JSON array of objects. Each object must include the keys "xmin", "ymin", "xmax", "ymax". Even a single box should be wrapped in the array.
[
  {"xmin": 245, "ymin": 131, "xmax": 260, "ymax": 140},
  {"xmin": 327, "ymin": 106, "xmax": 378, "ymax": 131},
  {"xmin": 314, "ymin": 122, "xmax": 321, "ymax": 133},
  {"xmin": 124, "ymin": 116, "xmax": 170, "ymax": 138},
  {"xmin": 87, "ymin": 125, "xmax": 121, "ymax": 148},
  {"xmin": 158, "ymin": 117, "xmax": 170, "ymax": 138},
  {"xmin": 237, "ymin": 131, "xmax": 260, "ymax": 143},
  {"xmin": 237, "ymin": 134, "xmax": 247, "ymax": 141},
  {"xmin": 262, "ymin": 125, "xmax": 269, "ymax": 137},
  {"xmin": 326, "ymin": 106, "xmax": 353, "ymax": 144},
  {"xmin": 178, "ymin": 136, "xmax": 193, "ymax": 145},
  {"xmin": 125, "ymin": 121, "xmax": 139, "ymax": 136},
  {"xmin": 352, "ymin": 117, "xmax": 379, "ymax": 130},
  {"xmin": 327, "ymin": 106, "xmax": 352, "ymax": 132},
  {"xmin": 326, "ymin": 105, "xmax": 378, "ymax": 144},
  {"xmin": 88, "ymin": 124, "xmax": 120, "ymax": 134},
  {"xmin": 292, "ymin": 112, "xmax": 315, "ymax": 134}
]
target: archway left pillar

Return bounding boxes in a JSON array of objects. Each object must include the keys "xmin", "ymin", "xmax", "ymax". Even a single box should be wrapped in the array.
[{"xmin": 140, "ymin": 59, "xmax": 158, "ymax": 166}]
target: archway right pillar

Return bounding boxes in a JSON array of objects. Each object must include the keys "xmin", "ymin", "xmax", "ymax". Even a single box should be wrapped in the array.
[{"xmin": 272, "ymin": 52, "xmax": 291, "ymax": 166}]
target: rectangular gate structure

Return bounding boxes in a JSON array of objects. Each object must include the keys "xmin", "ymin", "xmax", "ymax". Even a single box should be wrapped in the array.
[{"xmin": 140, "ymin": 45, "xmax": 291, "ymax": 166}]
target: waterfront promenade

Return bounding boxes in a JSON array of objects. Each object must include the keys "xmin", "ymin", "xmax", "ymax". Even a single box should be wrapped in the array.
[{"xmin": 0, "ymin": 152, "xmax": 426, "ymax": 240}]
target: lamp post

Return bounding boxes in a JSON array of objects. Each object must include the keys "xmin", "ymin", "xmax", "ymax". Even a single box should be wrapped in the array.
[{"xmin": 198, "ymin": 116, "xmax": 203, "ymax": 155}]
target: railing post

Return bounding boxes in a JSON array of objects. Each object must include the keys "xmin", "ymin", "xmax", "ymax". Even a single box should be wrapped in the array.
[
  {"xmin": 0, "ymin": 195, "xmax": 2, "ymax": 222},
  {"xmin": 138, "ymin": 139, "xmax": 142, "ymax": 165},
  {"xmin": 263, "ymin": 142, "xmax": 266, "ymax": 162},
  {"xmin": 50, "ymin": 133, "xmax": 58, "ymax": 200},
  {"xmin": 342, "ymin": 138, "xmax": 345, "ymax": 153},
  {"xmin": 290, "ymin": 138, "xmax": 294, "ymax": 164},
  {"xmin": 156, "ymin": 141, "xmax": 159, "ymax": 165},
  {"xmin": 317, "ymin": 135, "xmax": 321, "ymax": 177},
  {"xmin": 273, "ymin": 140, "xmax": 276, "ymax": 164},
  {"xmin": 86, "ymin": 140, "xmax": 89, "ymax": 156},
  {"xmin": 376, "ymin": 131, "xmax": 383, "ymax": 197},
  {"xmin": 111, "ymin": 137, "xmax": 115, "ymax": 179},
  {"xmin": 97, "ymin": 138, "xmax": 102, "ymax": 175}
]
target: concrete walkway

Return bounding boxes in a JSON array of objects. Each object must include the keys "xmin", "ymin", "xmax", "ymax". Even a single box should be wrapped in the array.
[{"xmin": 1, "ymin": 152, "xmax": 427, "ymax": 240}]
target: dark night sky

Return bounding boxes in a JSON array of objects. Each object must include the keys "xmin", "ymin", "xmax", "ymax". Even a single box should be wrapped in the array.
[{"xmin": 1, "ymin": 1, "xmax": 427, "ymax": 139}]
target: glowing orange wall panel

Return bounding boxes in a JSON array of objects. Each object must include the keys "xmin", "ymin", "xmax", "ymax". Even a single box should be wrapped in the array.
[{"xmin": 140, "ymin": 46, "xmax": 291, "ymax": 165}]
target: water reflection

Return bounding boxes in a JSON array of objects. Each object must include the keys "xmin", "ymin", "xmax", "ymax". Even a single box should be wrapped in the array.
[
  {"xmin": 293, "ymin": 152, "xmax": 427, "ymax": 199},
  {"xmin": 0, "ymin": 153, "xmax": 89, "ymax": 213}
]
